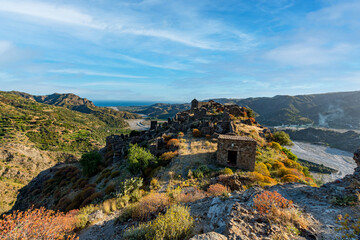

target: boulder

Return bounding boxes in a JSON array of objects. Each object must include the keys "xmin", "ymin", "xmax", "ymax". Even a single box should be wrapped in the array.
[{"xmin": 190, "ymin": 232, "xmax": 228, "ymax": 240}]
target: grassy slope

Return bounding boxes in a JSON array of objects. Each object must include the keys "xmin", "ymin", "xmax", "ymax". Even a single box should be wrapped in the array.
[
  {"xmin": 0, "ymin": 91, "xmax": 132, "ymax": 151},
  {"xmin": 0, "ymin": 91, "xmax": 130, "ymax": 213}
]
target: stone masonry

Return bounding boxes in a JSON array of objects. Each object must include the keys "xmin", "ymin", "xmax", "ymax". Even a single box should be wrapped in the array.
[{"xmin": 217, "ymin": 135, "xmax": 257, "ymax": 171}]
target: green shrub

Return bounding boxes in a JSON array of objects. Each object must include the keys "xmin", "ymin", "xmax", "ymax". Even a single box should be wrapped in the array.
[
  {"xmin": 223, "ymin": 167, "xmax": 233, "ymax": 175},
  {"xmin": 270, "ymin": 141, "xmax": 282, "ymax": 151},
  {"xmin": 119, "ymin": 177, "xmax": 143, "ymax": 196},
  {"xmin": 255, "ymin": 162, "xmax": 270, "ymax": 177},
  {"xmin": 336, "ymin": 214, "xmax": 360, "ymax": 239},
  {"xmin": 150, "ymin": 178, "xmax": 160, "ymax": 190},
  {"xmin": 273, "ymin": 131, "xmax": 293, "ymax": 146},
  {"xmin": 105, "ymin": 183, "xmax": 116, "ymax": 195},
  {"xmin": 76, "ymin": 204, "xmax": 99, "ymax": 229},
  {"xmin": 110, "ymin": 170, "xmax": 121, "ymax": 178},
  {"xmin": 128, "ymin": 144, "xmax": 157, "ymax": 174},
  {"xmin": 193, "ymin": 165, "xmax": 210, "ymax": 179},
  {"xmin": 80, "ymin": 152, "xmax": 102, "ymax": 177},
  {"xmin": 123, "ymin": 204, "xmax": 194, "ymax": 240},
  {"xmin": 192, "ymin": 129, "xmax": 201, "ymax": 138},
  {"xmin": 282, "ymin": 147, "xmax": 298, "ymax": 161},
  {"xmin": 331, "ymin": 195, "xmax": 358, "ymax": 206}
]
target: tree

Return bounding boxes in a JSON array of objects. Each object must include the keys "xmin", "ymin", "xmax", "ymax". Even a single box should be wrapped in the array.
[
  {"xmin": 128, "ymin": 144, "xmax": 157, "ymax": 174},
  {"xmin": 273, "ymin": 131, "xmax": 293, "ymax": 146},
  {"xmin": 80, "ymin": 152, "xmax": 102, "ymax": 176}
]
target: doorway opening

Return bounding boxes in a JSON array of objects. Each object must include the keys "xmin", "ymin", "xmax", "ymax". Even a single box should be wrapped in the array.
[{"xmin": 227, "ymin": 150, "xmax": 237, "ymax": 166}]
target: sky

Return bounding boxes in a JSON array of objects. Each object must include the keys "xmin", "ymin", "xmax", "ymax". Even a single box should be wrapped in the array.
[{"xmin": 1, "ymin": 0, "xmax": 360, "ymax": 102}]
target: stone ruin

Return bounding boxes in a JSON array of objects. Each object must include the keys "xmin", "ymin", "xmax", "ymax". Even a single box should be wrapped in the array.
[
  {"xmin": 104, "ymin": 98, "xmax": 269, "ymax": 168},
  {"xmin": 217, "ymin": 134, "xmax": 257, "ymax": 171}
]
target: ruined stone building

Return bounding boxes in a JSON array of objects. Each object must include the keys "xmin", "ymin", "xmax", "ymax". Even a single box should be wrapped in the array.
[{"xmin": 217, "ymin": 135, "xmax": 257, "ymax": 171}]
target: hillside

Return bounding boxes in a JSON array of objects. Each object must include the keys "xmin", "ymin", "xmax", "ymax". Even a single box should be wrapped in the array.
[
  {"xmin": 2, "ymin": 99, "xmax": 359, "ymax": 240},
  {"xmin": 10, "ymin": 100, "xmax": 347, "ymax": 240},
  {"xmin": 211, "ymin": 91, "xmax": 360, "ymax": 129},
  {"xmin": 0, "ymin": 91, "xmax": 131, "ymax": 213},
  {"xmin": 12, "ymin": 91, "xmax": 140, "ymax": 125}
]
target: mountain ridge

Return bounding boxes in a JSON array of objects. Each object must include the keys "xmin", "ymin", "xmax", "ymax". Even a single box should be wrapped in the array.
[
  {"xmin": 11, "ymin": 91, "xmax": 141, "ymax": 123},
  {"xmin": 209, "ymin": 90, "xmax": 360, "ymax": 129}
]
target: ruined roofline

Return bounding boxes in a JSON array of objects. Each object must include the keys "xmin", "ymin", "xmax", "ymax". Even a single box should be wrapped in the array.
[{"xmin": 218, "ymin": 134, "xmax": 257, "ymax": 142}]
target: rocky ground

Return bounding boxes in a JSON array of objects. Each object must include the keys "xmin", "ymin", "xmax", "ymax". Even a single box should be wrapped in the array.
[{"xmin": 77, "ymin": 164, "xmax": 360, "ymax": 240}]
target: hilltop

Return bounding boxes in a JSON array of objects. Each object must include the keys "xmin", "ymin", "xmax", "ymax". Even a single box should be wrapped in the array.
[{"xmin": 0, "ymin": 91, "xmax": 134, "ymax": 213}]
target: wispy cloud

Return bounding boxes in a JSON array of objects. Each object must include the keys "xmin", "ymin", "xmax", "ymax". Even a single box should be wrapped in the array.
[
  {"xmin": 1, "ymin": 0, "xmax": 360, "ymax": 101},
  {"xmin": 49, "ymin": 69, "xmax": 146, "ymax": 79},
  {"xmin": 118, "ymin": 54, "xmax": 188, "ymax": 70},
  {"xmin": 119, "ymin": 28, "xmax": 218, "ymax": 50},
  {"xmin": 0, "ymin": 41, "xmax": 12, "ymax": 55},
  {"xmin": 264, "ymin": 42, "xmax": 352, "ymax": 66},
  {"xmin": 0, "ymin": 0, "xmax": 103, "ymax": 29},
  {"xmin": 0, "ymin": 0, "xmax": 254, "ymax": 51}
]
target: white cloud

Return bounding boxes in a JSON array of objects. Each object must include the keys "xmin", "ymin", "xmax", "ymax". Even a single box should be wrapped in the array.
[
  {"xmin": 0, "ymin": 0, "xmax": 103, "ymax": 29},
  {"xmin": 264, "ymin": 42, "xmax": 352, "ymax": 66},
  {"xmin": 307, "ymin": 1, "xmax": 360, "ymax": 26},
  {"xmin": 49, "ymin": 69, "xmax": 146, "ymax": 79},
  {"xmin": 118, "ymin": 54, "xmax": 188, "ymax": 70},
  {"xmin": 0, "ymin": 41, "xmax": 12, "ymax": 55},
  {"xmin": 119, "ymin": 28, "xmax": 217, "ymax": 50},
  {"xmin": 0, "ymin": 1, "xmax": 254, "ymax": 51}
]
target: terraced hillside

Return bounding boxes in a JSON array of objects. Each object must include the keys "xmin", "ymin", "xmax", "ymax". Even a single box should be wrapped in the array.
[
  {"xmin": 0, "ymin": 91, "xmax": 131, "ymax": 213},
  {"xmin": 12, "ymin": 91, "xmax": 140, "ymax": 125}
]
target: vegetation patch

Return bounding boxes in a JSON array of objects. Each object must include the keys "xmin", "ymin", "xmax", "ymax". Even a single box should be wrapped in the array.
[{"xmin": 123, "ymin": 204, "xmax": 194, "ymax": 240}]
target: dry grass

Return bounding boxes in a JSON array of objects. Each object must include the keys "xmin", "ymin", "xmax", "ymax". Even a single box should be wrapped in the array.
[
  {"xmin": 234, "ymin": 123, "xmax": 266, "ymax": 146},
  {"xmin": 180, "ymin": 188, "xmax": 207, "ymax": 203},
  {"xmin": 156, "ymin": 137, "xmax": 217, "ymax": 182},
  {"xmin": 207, "ymin": 183, "xmax": 229, "ymax": 196},
  {"xmin": 253, "ymin": 191, "xmax": 312, "ymax": 238},
  {"xmin": 102, "ymin": 198, "xmax": 117, "ymax": 214},
  {"xmin": 132, "ymin": 193, "xmax": 170, "ymax": 221},
  {"xmin": 0, "ymin": 207, "xmax": 78, "ymax": 239}
]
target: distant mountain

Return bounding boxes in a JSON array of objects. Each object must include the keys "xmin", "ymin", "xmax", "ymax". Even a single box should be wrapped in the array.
[
  {"xmin": 11, "ymin": 92, "xmax": 140, "ymax": 125},
  {"xmin": 118, "ymin": 103, "xmax": 190, "ymax": 120},
  {"xmin": 211, "ymin": 91, "xmax": 360, "ymax": 129}
]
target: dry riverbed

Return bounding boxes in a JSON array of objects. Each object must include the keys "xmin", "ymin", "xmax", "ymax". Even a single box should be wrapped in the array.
[{"xmin": 289, "ymin": 141, "xmax": 357, "ymax": 182}]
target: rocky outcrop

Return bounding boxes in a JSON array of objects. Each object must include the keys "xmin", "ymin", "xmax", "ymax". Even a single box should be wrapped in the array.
[{"xmin": 354, "ymin": 148, "xmax": 360, "ymax": 167}]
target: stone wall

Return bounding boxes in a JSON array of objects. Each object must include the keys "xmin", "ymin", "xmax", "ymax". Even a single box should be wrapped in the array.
[{"xmin": 217, "ymin": 135, "xmax": 257, "ymax": 171}]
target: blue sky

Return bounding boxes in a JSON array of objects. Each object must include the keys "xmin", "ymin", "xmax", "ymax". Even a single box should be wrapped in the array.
[{"xmin": 0, "ymin": 0, "xmax": 360, "ymax": 102}]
